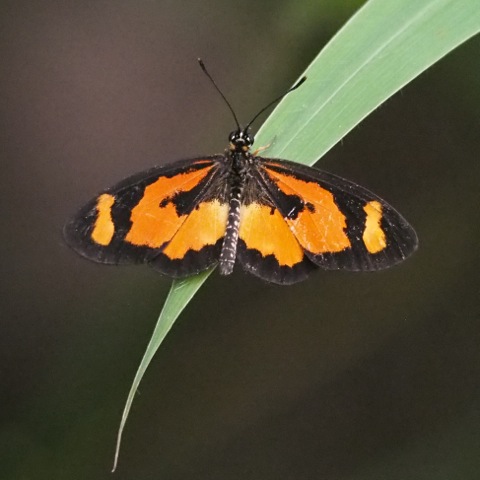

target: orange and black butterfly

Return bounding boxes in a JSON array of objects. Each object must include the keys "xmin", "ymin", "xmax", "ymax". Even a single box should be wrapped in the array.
[{"xmin": 64, "ymin": 60, "xmax": 417, "ymax": 285}]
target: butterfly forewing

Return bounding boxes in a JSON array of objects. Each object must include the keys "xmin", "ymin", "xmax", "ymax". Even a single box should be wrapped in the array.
[
  {"xmin": 64, "ymin": 156, "xmax": 230, "ymax": 275},
  {"xmin": 253, "ymin": 157, "xmax": 418, "ymax": 273}
]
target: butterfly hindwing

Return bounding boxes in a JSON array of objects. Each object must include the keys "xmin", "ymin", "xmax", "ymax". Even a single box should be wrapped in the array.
[
  {"xmin": 64, "ymin": 156, "xmax": 229, "ymax": 276},
  {"xmin": 252, "ymin": 158, "xmax": 418, "ymax": 273},
  {"xmin": 149, "ymin": 193, "xmax": 229, "ymax": 277},
  {"xmin": 233, "ymin": 166, "xmax": 315, "ymax": 284}
]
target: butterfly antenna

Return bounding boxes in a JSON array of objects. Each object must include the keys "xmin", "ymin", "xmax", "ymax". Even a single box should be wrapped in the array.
[
  {"xmin": 198, "ymin": 58, "xmax": 241, "ymax": 131},
  {"xmin": 245, "ymin": 76, "xmax": 306, "ymax": 131}
]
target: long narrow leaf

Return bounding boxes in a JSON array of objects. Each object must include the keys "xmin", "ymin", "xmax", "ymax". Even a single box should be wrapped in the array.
[
  {"xmin": 113, "ymin": 0, "xmax": 480, "ymax": 469},
  {"xmin": 257, "ymin": 0, "xmax": 480, "ymax": 163},
  {"xmin": 112, "ymin": 270, "xmax": 213, "ymax": 471}
]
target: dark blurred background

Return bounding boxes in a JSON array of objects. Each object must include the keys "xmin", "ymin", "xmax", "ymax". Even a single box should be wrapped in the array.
[{"xmin": 1, "ymin": 1, "xmax": 479, "ymax": 479}]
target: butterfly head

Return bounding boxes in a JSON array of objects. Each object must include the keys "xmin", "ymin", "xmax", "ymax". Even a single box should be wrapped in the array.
[{"xmin": 229, "ymin": 129, "xmax": 254, "ymax": 153}]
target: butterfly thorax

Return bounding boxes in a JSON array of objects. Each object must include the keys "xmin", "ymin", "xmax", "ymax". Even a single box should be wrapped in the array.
[{"xmin": 218, "ymin": 130, "xmax": 254, "ymax": 275}]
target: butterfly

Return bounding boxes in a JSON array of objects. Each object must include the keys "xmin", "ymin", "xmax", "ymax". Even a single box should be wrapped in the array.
[{"xmin": 64, "ymin": 60, "xmax": 418, "ymax": 285}]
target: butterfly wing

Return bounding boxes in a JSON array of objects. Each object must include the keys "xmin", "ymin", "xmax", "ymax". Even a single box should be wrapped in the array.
[
  {"xmin": 64, "ymin": 156, "xmax": 229, "ymax": 276},
  {"xmin": 245, "ymin": 157, "xmax": 417, "ymax": 280},
  {"xmin": 235, "ymin": 169, "xmax": 315, "ymax": 285}
]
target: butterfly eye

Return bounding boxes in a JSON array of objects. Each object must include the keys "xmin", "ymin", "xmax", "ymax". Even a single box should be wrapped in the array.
[
  {"xmin": 244, "ymin": 132, "xmax": 254, "ymax": 146},
  {"xmin": 229, "ymin": 130, "xmax": 239, "ymax": 143}
]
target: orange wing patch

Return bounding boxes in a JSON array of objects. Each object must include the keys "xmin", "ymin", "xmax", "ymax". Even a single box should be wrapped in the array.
[
  {"xmin": 125, "ymin": 166, "xmax": 213, "ymax": 248},
  {"xmin": 362, "ymin": 201, "xmax": 387, "ymax": 253},
  {"xmin": 239, "ymin": 203, "xmax": 304, "ymax": 267},
  {"xmin": 91, "ymin": 194, "xmax": 115, "ymax": 246},
  {"xmin": 264, "ymin": 168, "xmax": 351, "ymax": 254},
  {"xmin": 163, "ymin": 200, "xmax": 228, "ymax": 259}
]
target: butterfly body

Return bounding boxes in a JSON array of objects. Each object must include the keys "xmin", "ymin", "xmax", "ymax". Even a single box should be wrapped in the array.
[
  {"xmin": 64, "ymin": 126, "xmax": 418, "ymax": 284},
  {"xmin": 217, "ymin": 130, "xmax": 253, "ymax": 276}
]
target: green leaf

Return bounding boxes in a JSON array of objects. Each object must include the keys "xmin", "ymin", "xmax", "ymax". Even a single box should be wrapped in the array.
[
  {"xmin": 113, "ymin": 0, "xmax": 480, "ymax": 469},
  {"xmin": 258, "ymin": 0, "xmax": 480, "ymax": 164},
  {"xmin": 112, "ymin": 270, "xmax": 213, "ymax": 471}
]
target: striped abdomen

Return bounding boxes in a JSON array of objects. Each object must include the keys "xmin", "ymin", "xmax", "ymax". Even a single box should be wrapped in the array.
[{"xmin": 218, "ymin": 171, "xmax": 245, "ymax": 275}]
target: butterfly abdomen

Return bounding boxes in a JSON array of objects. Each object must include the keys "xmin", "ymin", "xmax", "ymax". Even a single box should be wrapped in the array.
[{"xmin": 218, "ymin": 155, "xmax": 249, "ymax": 275}]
